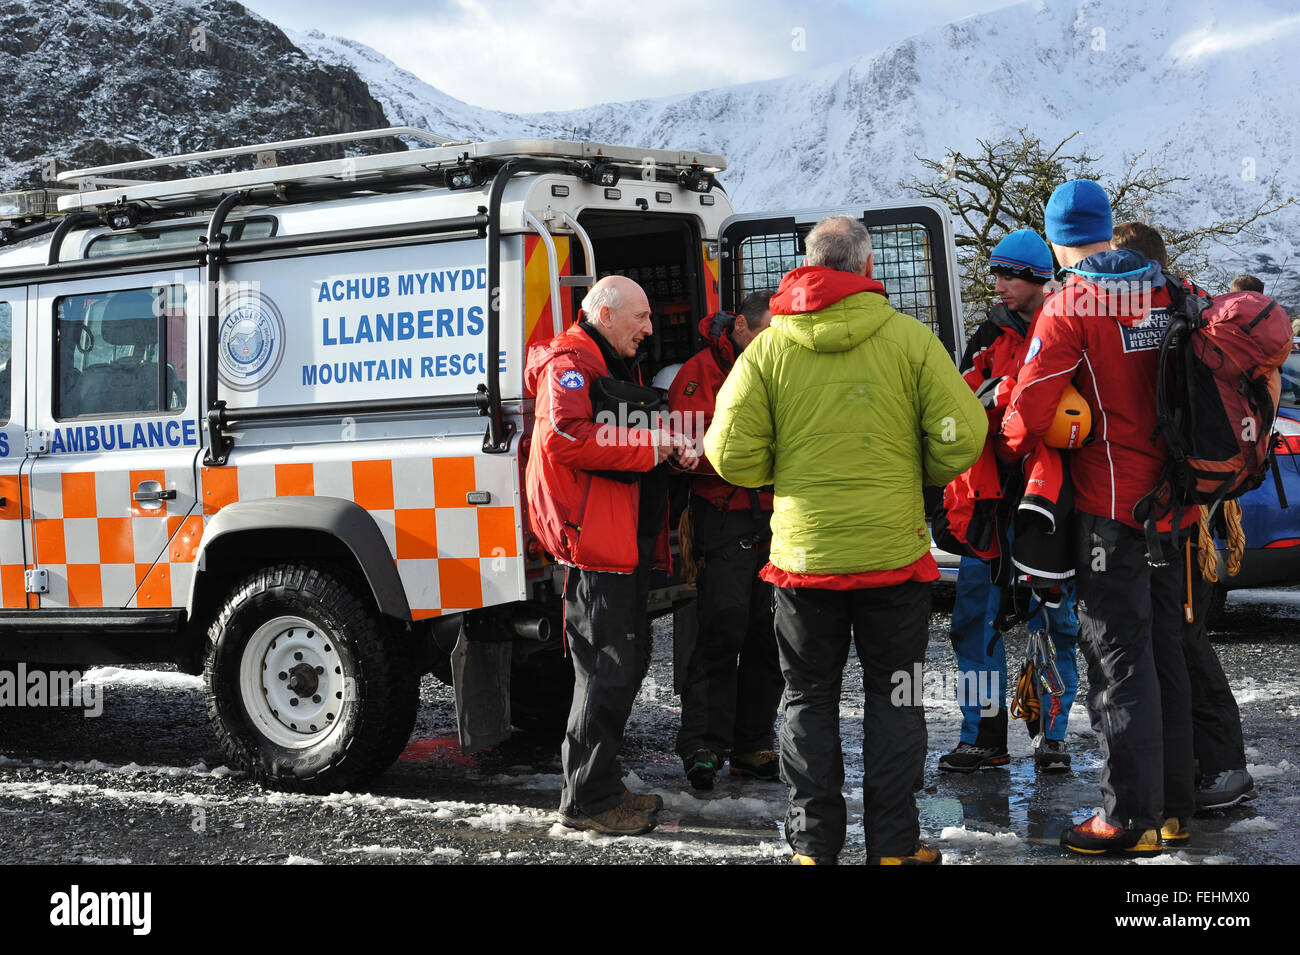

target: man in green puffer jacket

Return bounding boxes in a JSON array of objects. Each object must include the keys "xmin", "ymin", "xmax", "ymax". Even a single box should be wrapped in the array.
[{"xmin": 705, "ymin": 215, "xmax": 984, "ymax": 865}]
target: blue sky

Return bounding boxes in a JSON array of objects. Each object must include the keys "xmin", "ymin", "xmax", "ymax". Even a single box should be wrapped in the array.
[{"xmin": 243, "ymin": 0, "xmax": 1021, "ymax": 111}]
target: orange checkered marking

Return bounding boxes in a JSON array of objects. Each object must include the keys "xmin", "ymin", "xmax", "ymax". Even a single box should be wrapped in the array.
[
  {"xmin": 477, "ymin": 506, "xmax": 519, "ymax": 558},
  {"xmin": 62, "ymin": 472, "xmax": 97, "ymax": 519},
  {"xmin": 439, "ymin": 557, "xmax": 482, "ymax": 610},
  {"xmin": 433, "ymin": 456, "xmax": 476, "ymax": 509},
  {"xmin": 202, "ymin": 466, "xmax": 239, "ymax": 514},
  {"xmin": 276, "ymin": 462, "xmax": 315, "ymax": 497},
  {"xmin": 136, "ymin": 562, "xmax": 172, "ymax": 607},
  {"xmin": 353, "ymin": 459, "xmax": 394, "ymax": 511},
  {"xmin": 1, "ymin": 564, "xmax": 26, "ymax": 609},
  {"xmin": 98, "ymin": 517, "xmax": 134, "ymax": 564},
  {"xmin": 169, "ymin": 515, "xmax": 204, "ymax": 563},
  {"xmin": 0, "ymin": 474, "xmax": 19, "ymax": 520},
  {"xmin": 128, "ymin": 469, "xmax": 167, "ymax": 518},
  {"xmin": 34, "ymin": 519, "xmax": 66, "ymax": 565},
  {"xmin": 394, "ymin": 508, "xmax": 438, "ymax": 559},
  {"xmin": 67, "ymin": 564, "xmax": 103, "ymax": 608}
]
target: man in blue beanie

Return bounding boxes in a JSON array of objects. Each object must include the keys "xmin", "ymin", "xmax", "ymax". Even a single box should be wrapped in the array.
[
  {"xmin": 998, "ymin": 181, "xmax": 1196, "ymax": 855},
  {"xmin": 938, "ymin": 229, "xmax": 1081, "ymax": 774}
]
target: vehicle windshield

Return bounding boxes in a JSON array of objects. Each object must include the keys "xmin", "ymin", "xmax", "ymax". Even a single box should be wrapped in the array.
[{"xmin": 1282, "ymin": 343, "xmax": 1300, "ymax": 410}]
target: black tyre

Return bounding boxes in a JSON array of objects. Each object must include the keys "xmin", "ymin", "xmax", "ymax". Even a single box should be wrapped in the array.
[{"xmin": 203, "ymin": 564, "xmax": 419, "ymax": 793}]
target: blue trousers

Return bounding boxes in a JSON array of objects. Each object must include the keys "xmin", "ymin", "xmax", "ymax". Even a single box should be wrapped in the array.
[{"xmin": 950, "ymin": 556, "xmax": 1079, "ymax": 743}]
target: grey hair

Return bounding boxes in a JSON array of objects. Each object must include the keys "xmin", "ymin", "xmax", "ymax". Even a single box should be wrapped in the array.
[
  {"xmin": 582, "ymin": 281, "xmax": 623, "ymax": 321},
  {"xmin": 805, "ymin": 215, "xmax": 873, "ymax": 273}
]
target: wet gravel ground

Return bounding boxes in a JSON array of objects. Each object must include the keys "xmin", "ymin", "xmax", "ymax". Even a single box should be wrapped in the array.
[{"xmin": 1, "ymin": 585, "xmax": 1297, "ymax": 866}]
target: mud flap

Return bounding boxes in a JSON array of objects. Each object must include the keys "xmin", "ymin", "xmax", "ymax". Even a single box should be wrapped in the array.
[
  {"xmin": 671, "ymin": 597, "xmax": 698, "ymax": 695},
  {"xmin": 450, "ymin": 626, "xmax": 512, "ymax": 753}
]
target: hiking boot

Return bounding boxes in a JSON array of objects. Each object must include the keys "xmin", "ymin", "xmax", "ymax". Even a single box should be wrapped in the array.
[
  {"xmin": 621, "ymin": 789, "xmax": 664, "ymax": 813},
  {"xmin": 1034, "ymin": 738, "xmax": 1072, "ymax": 772},
  {"xmin": 1196, "ymin": 769, "xmax": 1256, "ymax": 810},
  {"xmin": 791, "ymin": 853, "xmax": 835, "ymax": 865},
  {"xmin": 871, "ymin": 843, "xmax": 943, "ymax": 865},
  {"xmin": 729, "ymin": 749, "xmax": 780, "ymax": 781},
  {"xmin": 938, "ymin": 742, "xmax": 1010, "ymax": 773},
  {"xmin": 1160, "ymin": 817, "xmax": 1190, "ymax": 843},
  {"xmin": 559, "ymin": 803, "xmax": 656, "ymax": 836},
  {"xmin": 684, "ymin": 749, "xmax": 720, "ymax": 791},
  {"xmin": 1060, "ymin": 814, "xmax": 1161, "ymax": 855}
]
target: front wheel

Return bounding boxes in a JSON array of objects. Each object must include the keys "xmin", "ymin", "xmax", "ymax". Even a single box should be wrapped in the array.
[{"xmin": 204, "ymin": 564, "xmax": 419, "ymax": 793}]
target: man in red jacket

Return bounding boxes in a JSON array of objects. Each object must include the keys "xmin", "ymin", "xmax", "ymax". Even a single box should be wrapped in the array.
[
  {"xmin": 524, "ymin": 274, "xmax": 697, "ymax": 836},
  {"xmin": 669, "ymin": 291, "xmax": 783, "ymax": 790},
  {"xmin": 998, "ymin": 181, "xmax": 1195, "ymax": 855}
]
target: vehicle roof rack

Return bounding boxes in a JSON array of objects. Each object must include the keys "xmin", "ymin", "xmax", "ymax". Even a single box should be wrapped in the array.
[{"xmin": 55, "ymin": 126, "xmax": 728, "ymax": 213}]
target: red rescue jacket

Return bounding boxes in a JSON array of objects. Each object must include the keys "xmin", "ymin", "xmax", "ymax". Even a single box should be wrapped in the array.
[
  {"xmin": 998, "ymin": 250, "xmax": 1198, "ymax": 531},
  {"xmin": 523, "ymin": 324, "xmax": 669, "ymax": 573},
  {"xmin": 940, "ymin": 304, "xmax": 1032, "ymax": 557},
  {"xmin": 668, "ymin": 313, "xmax": 774, "ymax": 513}
]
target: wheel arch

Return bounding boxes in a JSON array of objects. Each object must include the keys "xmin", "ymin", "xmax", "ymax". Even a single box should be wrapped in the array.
[{"xmin": 189, "ymin": 497, "xmax": 412, "ymax": 622}]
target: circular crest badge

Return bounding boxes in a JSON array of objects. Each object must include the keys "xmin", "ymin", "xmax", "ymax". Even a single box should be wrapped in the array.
[{"xmin": 218, "ymin": 290, "xmax": 285, "ymax": 391}]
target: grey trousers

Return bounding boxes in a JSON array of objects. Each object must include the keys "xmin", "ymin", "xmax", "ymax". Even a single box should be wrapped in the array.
[{"xmin": 559, "ymin": 561, "xmax": 652, "ymax": 817}]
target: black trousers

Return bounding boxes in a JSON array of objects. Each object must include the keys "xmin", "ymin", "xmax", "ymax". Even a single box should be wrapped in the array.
[
  {"xmin": 676, "ymin": 503, "xmax": 783, "ymax": 761},
  {"xmin": 1185, "ymin": 552, "xmax": 1246, "ymax": 775},
  {"xmin": 773, "ymin": 580, "xmax": 930, "ymax": 861},
  {"xmin": 1073, "ymin": 513, "xmax": 1195, "ymax": 829},
  {"xmin": 559, "ymin": 558, "xmax": 652, "ymax": 817}
]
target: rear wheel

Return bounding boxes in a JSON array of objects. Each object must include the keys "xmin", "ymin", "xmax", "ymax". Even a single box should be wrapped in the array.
[{"xmin": 204, "ymin": 564, "xmax": 418, "ymax": 793}]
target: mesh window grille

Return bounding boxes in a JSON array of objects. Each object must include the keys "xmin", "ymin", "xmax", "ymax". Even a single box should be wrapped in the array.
[{"xmin": 732, "ymin": 222, "xmax": 939, "ymax": 338}]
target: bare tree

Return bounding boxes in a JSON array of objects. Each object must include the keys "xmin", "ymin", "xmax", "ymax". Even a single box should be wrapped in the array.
[{"xmin": 903, "ymin": 129, "xmax": 1294, "ymax": 326}]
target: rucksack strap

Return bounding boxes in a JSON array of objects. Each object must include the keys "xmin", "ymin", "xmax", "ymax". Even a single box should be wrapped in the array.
[{"xmin": 1245, "ymin": 299, "xmax": 1276, "ymax": 331}]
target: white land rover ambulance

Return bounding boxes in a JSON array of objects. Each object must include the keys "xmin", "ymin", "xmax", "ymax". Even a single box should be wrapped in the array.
[{"xmin": 0, "ymin": 127, "xmax": 965, "ymax": 792}]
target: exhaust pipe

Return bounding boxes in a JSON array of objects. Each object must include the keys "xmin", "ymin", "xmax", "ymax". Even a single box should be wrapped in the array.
[{"xmin": 510, "ymin": 617, "xmax": 551, "ymax": 642}]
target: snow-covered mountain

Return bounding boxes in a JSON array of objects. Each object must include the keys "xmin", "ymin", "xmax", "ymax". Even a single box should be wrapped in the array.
[
  {"xmin": 0, "ymin": 0, "xmax": 395, "ymax": 190},
  {"xmin": 3, "ymin": 0, "xmax": 1296, "ymax": 302},
  {"xmin": 294, "ymin": 0, "xmax": 1300, "ymax": 301}
]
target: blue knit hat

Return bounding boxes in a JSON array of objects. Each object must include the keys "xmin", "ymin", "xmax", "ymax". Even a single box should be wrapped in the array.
[
  {"xmin": 1044, "ymin": 179, "xmax": 1113, "ymax": 246},
  {"xmin": 989, "ymin": 229, "xmax": 1054, "ymax": 283}
]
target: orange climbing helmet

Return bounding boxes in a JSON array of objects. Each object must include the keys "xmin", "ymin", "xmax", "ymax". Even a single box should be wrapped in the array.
[{"xmin": 1044, "ymin": 383, "xmax": 1091, "ymax": 449}]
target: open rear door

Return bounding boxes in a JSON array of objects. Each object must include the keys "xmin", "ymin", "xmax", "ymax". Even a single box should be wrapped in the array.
[{"xmin": 719, "ymin": 200, "xmax": 965, "ymax": 363}]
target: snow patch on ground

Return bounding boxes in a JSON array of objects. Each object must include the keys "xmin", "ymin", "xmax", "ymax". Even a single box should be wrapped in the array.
[
  {"xmin": 1225, "ymin": 817, "xmax": 1280, "ymax": 833},
  {"xmin": 340, "ymin": 845, "xmax": 422, "ymax": 856},
  {"xmin": 1247, "ymin": 760, "xmax": 1294, "ymax": 779},
  {"xmin": 661, "ymin": 838, "xmax": 788, "ymax": 860},
  {"xmin": 546, "ymin": 823, "xmax": 623, "ymax": 847},
  {"xmin": 78, "ymin": 667, "xmax": 203, "ymax": 691},
  {"xmin": 1135, "ymin": 852, "xmax": 1192, "ymax": 865},
  {"xmin": 662, "ymin": 790, "xmax": 784, "ymax": 819},
  {"xmin": 0, "ymin": 756, "xmax": 239, "ymax": 779},
  {"xmin": 429, "ymin": 846, "xmax": 464, "ymax": 858},
  {"xmin": 284, "ymin": 855, "xmax": 322, "ymax": 864},
  {"xmin": 1232, "ymin": 677, "xmax": 1297, "ymax": 704},
  {"xmin": 938, "ymin": 825, "xmax": 1021, "ymax": 848}
]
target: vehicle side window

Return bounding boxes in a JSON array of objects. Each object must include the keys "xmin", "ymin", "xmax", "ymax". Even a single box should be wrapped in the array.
[
  {"xmin": 0, "ymin": 301, "xmax": 10, "ymax": 426},
  {"xmin": 54, "ymin": 285, "xmax": 187, "ymax": 420}
]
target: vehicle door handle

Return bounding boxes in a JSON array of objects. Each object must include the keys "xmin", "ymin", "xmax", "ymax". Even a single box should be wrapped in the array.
[{"xmin": 133, "ymin": 484, "xmax": 177, "ymax": 503}]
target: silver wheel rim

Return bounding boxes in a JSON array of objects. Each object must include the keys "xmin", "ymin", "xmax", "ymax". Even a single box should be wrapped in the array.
[{"xmin": 238, "ymin": 615, "xmax": 350, "ymax": 749}]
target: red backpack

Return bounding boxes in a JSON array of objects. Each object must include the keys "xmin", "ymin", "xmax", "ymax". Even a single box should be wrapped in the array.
[{"xmin": 1137, "ymin": 284, "xmax": 1292, "ymax": 564}]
